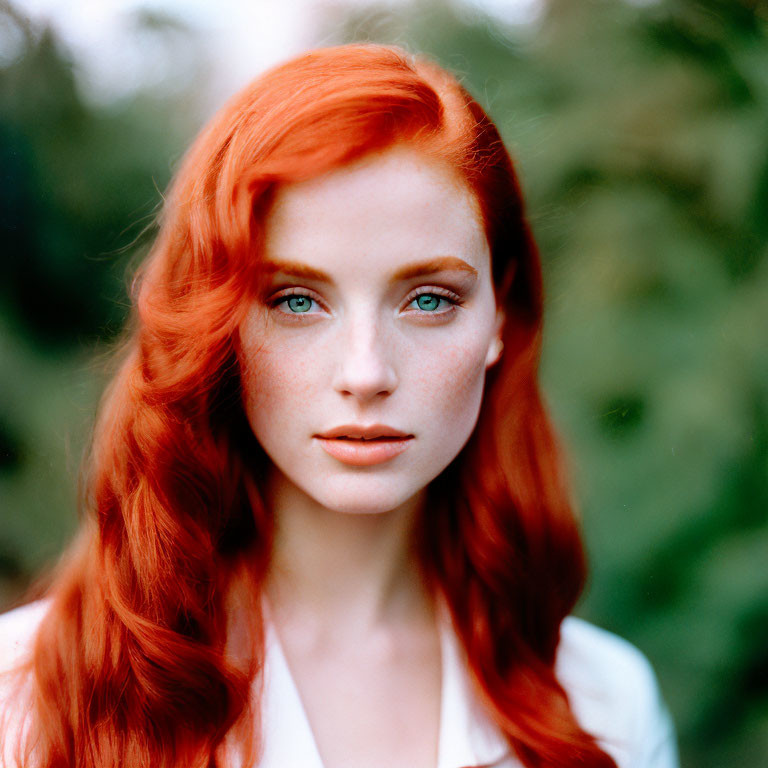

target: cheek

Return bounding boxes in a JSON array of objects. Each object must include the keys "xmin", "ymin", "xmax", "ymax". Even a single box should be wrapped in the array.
[
  {"xmin": 409, "ymin": 335, "xmax": 488, "ymax": 424},
  {"xmin": 238, "ymin": 331, "xmax": 319, "ymax": 436}
]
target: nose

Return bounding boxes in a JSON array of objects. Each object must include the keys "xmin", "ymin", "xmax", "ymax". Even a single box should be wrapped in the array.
[{"xmin": 332, "ymin": 312, "xmax": 398, "ymax": 401}]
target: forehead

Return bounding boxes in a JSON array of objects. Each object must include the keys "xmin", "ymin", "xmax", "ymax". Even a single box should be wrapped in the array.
[{"xmin": 262, "ymin": 146, "xmax": 490, "ymax": 278}]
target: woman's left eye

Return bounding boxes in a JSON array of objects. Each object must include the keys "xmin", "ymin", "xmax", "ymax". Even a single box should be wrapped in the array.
[{"xmin": 405, "ymin": 291, "xmax": 459, "ymax": 314}]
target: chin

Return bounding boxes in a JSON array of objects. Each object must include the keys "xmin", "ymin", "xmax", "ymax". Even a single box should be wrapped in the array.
[{"xmin": 311, "ymin": 477, "xmax": 426, "ymax": 516}]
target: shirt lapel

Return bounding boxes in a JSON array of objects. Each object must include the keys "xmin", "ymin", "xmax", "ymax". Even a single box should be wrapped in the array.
[
  {"xmin": 435, "ymin": 596, "xmax": 514, "ymax": 768},
  {"xmin": 257, "ymin": 598, "xmax": 326, "ymax": 768}
]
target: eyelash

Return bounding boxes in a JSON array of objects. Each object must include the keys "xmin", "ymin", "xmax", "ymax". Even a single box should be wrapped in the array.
[
  {"xmin": 268, "ymin": 286, "xmax": 463, "ymax": 320},
  {"xmin": 403, "ymin": 287, "xmax": 463, "ymax": 317},
  {"xmin": 267, "ymin": 288, "xmax": 324, "ymax": 321}
]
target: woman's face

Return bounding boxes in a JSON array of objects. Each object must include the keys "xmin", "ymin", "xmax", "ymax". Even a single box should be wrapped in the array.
[{"xmin": 238, "ymin": 146, "xmax": 503, "ymax": 515}]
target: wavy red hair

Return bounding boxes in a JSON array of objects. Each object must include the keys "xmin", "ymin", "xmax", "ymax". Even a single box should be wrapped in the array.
[{"xmin": 9, "ymin": 44, "xmax": 618, "ymax": 768}]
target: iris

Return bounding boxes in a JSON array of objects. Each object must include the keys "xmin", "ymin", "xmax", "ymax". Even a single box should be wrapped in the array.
[
  {"xmin": 415, "ymin": 294, "xmax": 440, "ymax": 311},
  {"xmin": 286, "ymin": 296, "xmax": 312, "ymax": 313}
]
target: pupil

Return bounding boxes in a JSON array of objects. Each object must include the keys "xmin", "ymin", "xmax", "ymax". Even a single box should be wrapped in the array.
[
  {"xmin": 417, "ymin": 295, "xmax": 439, "ymax": 311},
  {"xmin": 289, "ymin": 296, "xmax": 310, "ymax": 312}
]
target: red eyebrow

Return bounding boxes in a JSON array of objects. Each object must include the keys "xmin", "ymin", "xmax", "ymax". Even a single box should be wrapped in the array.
[
  {"xmin": 391, "ymin": 257, "xmax": 478, "ymax": 281},
  {"xmin": 263, "ymin": 260, "xmax": 330, "ymax": 281},
  {"xmin": 264, "ymin": 256, "xmax": 478, "ymax": 283}
]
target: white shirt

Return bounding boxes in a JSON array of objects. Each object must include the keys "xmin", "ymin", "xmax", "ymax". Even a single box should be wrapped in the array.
[{"xmin": 0, "ymin": 599, "xmax": 678, "ymax": 768}]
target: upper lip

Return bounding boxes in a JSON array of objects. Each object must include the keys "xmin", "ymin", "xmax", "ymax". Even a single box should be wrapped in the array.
[{"xmin": 316, "ymin": 424, "xmax": 413, "ymax": 440}]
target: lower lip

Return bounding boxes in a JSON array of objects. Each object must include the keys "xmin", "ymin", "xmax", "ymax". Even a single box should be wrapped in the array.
[{"xmin": 316, "ymin": 437, "xmax": 413, "ymax": 466}]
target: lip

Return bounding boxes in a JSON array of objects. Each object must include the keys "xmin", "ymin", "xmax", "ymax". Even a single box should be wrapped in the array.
[
  {"xmin": 314, "ymin": 424, "xmax": 414, "ymax": 467},
  {"xmin": 316, "ymin": 424, "xmax": 412, "ymax": 440}
]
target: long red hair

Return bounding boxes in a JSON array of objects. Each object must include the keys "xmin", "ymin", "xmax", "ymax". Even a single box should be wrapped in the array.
[{"xmin": 10, "ymin": 44, "xmax": 617, "ymax": 767}]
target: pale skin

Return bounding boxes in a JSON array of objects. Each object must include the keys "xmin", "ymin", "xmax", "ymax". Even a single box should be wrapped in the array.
[{"xmin": 237, "ymin": 146, "xmax": 504, "ymax": 768}]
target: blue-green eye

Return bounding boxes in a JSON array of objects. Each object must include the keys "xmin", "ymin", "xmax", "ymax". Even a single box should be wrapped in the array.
[
  {"xmin": 411, "ymin": 293, "xmax": 454, "ymax": 313},
  {"xmin": 286, "ymin": 295, "xmax": 312, "ymax": 313},
  {"xmin": 416, "ymin": 294, "xmax": 440, "ymax": 311}
]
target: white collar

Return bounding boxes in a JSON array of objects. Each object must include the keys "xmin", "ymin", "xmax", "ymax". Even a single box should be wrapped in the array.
[
  {"xmin": 433, "ymin": 598, "xmax": 513, "ymax": 768},
  {"xmin": 252, "ymin": 595, "xmax": 512, "ymax": 768}
]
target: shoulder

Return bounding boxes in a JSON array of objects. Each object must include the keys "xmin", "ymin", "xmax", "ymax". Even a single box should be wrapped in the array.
[
  {"xmin": 555, "ymin": 616, "xmax": 679, "ymax": 768},
  {"xmin": 0, "ymin": 599, "xmax": 51, "ymax": 768},
  {"xmin": 556, "ymin": 616, "xmax": 657, "ymax": 703},
  {"xmin": 0, "ymin": 599, "xmax": 51, "ymax": 672}
]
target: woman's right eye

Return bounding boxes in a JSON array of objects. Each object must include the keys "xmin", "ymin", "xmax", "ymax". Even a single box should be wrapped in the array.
[
  {"xmin": 279, "ymin": 295, "xmax": 314, "ymax": 313},
  {"xmin": 270, "ymin": 291, "xmax": 323, "ymax": 316}
]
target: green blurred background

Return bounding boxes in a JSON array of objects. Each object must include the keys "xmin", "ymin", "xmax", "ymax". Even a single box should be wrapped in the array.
[{"xmin": 1, "ymin": 0, "xmax": 766, "ymax": 764}]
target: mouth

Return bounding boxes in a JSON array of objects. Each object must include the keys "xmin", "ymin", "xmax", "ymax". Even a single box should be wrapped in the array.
[
  {"xmin": 314, "ymin": 425, "xmax": 414, "ymax": 466},
  {"xmin": 316, "ymin": 424, "xmax": 413, "ymax": 441}
]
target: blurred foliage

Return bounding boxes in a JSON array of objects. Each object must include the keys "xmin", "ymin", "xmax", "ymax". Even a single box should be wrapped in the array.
[{"xmin": 1, "ymin": 0, "xmax": 767, "ymax": 765}]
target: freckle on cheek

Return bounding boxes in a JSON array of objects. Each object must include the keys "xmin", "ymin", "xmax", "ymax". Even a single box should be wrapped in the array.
[
  {"xmin": 244, "ymin": 349, "xmax": 315, "ymax": 411},
  {"xmin": 416, "ymin": 344, "xmax": 485, "ymax": 407}
]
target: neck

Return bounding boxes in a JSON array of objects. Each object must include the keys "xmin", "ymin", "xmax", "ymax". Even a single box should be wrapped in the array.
[{"xmin": 263, "ymin": 467, "xmax": 434, "ymax": 641}]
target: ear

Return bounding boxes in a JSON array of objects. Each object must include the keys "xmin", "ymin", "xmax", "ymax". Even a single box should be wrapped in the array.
[{"xmin": 484, "ymin": 309, "xmax": 505, "ymax": 369}]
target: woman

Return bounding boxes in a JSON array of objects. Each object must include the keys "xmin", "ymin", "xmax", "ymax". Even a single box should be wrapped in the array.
[{"xmin": 0, "ymin": 44, "xmax": 678, "ymax": 768}]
